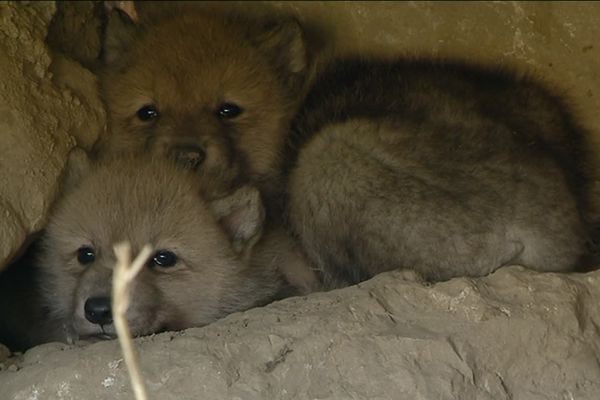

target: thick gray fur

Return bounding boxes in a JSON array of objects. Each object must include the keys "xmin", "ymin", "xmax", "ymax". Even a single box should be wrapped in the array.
[{"xmin": 283, "ymin": 59, "xmax": 594, "ymax": 286}]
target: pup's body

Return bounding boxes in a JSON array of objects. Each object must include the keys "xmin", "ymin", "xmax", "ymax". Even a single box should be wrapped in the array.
[
  {"xmin": 286, "ymin": 59, "xmax": 593, "ymax": 285},
  {"xmin": 38, "ymin": 157, "xmax": 314, "ymax": 341},
  {"xmin": 99, "ymin": 5, "xmax": 597, "ymax": 288}
]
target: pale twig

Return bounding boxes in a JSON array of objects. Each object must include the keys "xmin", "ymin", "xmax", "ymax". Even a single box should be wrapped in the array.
[{"xmin": 113, "ymin": 242, "xmax": 153, "ymax": 400}]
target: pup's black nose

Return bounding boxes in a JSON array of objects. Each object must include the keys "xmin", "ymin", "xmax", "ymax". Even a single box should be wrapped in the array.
[
  {"xmin": 169, "ymin": 144, "xmax": 206, "ymax": 170},
  {"xmin": 84, "ymin": 297, "xmax": 113, "ymax": 325}
]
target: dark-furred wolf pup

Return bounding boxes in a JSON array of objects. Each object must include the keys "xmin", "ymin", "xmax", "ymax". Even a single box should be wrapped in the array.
[
  {"xmin": 99, "ymin": 4, "xmax": 597, "ymax": 288},
  {"xmin": 287, "ymin": 59, "xmax": 596, "ymax": 286}
]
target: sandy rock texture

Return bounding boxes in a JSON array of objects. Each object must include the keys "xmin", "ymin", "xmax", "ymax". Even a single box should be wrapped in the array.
[
  {"xmin": 1, "ymin": 266, "xmax": 599, "ymax": 399},
  {"xmin": 0, "ymin": 1, "xmax": 104, "ymax": 271}
]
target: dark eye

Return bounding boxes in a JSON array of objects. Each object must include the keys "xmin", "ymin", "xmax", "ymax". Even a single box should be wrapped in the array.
[
  {"xmin": 151, "ymin": 250, "xmax": 178, "ymax": 268},
  {"xmin": 77, "ymin": 246, "xmax": 95, "ymax": 265},
  {"xmin": 137, "ymin": 104, "xmax": 159, "ymax": 121},
  {"xmin": 216, "ymin": 103, "xmax": 243, "ymax": 119}
]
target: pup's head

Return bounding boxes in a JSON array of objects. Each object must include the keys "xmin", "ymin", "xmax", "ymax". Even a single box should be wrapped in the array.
[
  {"xmin": 39, "ymin": 156, "xmax": 275, "ymax": 341},
  {"xmin": 97, "ymin": 4, "xmax": 312, "ymax": 195}
]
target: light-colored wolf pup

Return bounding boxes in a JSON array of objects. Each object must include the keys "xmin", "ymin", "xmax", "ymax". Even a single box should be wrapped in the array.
[
  {"xmin": 38, "ymin": 155, "xmax": 315, "ymax": 341},
  {"xmin": 98, "ymin": 3, "xmax": 598, "ymax": 288}
]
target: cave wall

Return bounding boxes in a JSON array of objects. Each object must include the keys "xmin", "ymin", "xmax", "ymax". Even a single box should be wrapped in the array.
[{"xmin": 0, "ymin": 1, "xmax": 104, "ymax": 271}]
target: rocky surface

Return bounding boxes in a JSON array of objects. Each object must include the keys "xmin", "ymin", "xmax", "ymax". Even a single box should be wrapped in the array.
[
  {"xmin": 0, "ymin": 2, "xmax": 104, "ymax": 271},
  {"xmin": 1, "ymin": 266, "xmax": 599, "ymax": 399}
]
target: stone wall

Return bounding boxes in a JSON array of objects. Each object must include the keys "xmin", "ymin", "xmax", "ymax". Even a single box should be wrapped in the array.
[
  {"xmin": 0, "ymin": 1, "xmax": 104, "ymax": 271},
  {"xmin": 2, "ymin": 267, "xmax": 600, "ymax": 399}
]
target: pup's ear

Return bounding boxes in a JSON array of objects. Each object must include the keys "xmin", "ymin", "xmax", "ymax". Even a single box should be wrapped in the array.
[
  {"xmin": 251, "ymin": 18, "xmax": 307, "ymax": 90},
  {"xmin": 210, "ymin": 186, "xmax": 265, "ymax": 261},
  {"xmin": 103, "ymin": 1, "xmax": 139, "ymax": 65}
]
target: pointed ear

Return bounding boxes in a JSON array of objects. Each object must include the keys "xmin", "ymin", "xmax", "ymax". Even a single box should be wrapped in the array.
[
  {"xmin": 210, "ymin": 186, "xmax": 265, "ymax": 260},
  {"xmin": 103, "ymin": 1, "xmax": 139, "ymax": 65},
  {"xmin": 251, "ymin": 18, "xmax": 307, "ymax": 89}
]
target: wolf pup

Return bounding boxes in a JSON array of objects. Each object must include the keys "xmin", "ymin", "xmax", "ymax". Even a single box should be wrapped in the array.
[
  {"xmin": 38, "ymin": 156, "xmax": 315, "ymax": 341},
  {"xmin": 96, "ymin": 4, "xmax": 314, "ymax": 199},
  {"xmin": 285, "ymin": 59, "xmax": 597, "ymax": 286},
  {"xmin": 99, "ymin": 4, "xmax": 597, "ymax": 288}
]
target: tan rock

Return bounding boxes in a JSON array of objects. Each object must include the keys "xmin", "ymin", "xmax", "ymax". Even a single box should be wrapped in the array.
[
  {"xmin": 0, "ymin": 1, "xmax": 104, "ymax": 271},
  {"xmin": 1, "ymin": 267, "xmax": 599, "ymax": 399}
]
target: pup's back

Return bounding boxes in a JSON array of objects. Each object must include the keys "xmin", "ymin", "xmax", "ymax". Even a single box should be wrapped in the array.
[{"xmin": 286, "ymin": 59, "xmax": 595, "ymax": 285}]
